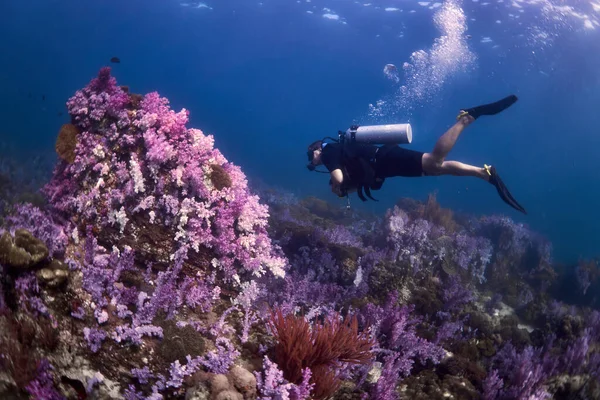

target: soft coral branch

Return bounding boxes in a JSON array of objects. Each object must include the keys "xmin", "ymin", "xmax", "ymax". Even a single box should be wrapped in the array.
[{"xmin": 268, "ymin": 307, "xmax": 375, "ymax": 399}]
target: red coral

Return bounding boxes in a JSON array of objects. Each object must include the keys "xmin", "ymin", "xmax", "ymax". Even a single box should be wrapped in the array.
[{"xmin": 268, "ymin": 308, "xmax": 375, "ymax": 399}]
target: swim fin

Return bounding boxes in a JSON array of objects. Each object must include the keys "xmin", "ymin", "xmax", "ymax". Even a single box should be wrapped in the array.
[
  {"xmin": 485, "ymin": 164, "xmax": 527, "ymax": 214},
  {"xmin": 457, "ymin": 95, "xmax": 518, "ymax": 120}
]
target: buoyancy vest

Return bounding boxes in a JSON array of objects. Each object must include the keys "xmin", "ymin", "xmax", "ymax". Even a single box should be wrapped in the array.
[{"xmin": 340, "ymin": 143, "xmax": 397, "ymax": 201}]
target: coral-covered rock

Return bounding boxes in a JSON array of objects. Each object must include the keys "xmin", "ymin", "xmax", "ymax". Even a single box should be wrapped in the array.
[
  {"xmin": 0, "ymin": 67, "xmax": 290, "ymax": 399},
  {"xmin": 44, "ymin": 67, "xmax": 286, "ymax": 280}
]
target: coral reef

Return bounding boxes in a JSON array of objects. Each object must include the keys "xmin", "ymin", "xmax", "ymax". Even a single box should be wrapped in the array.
[{"xmin": 0, "ymin": 67, "xmax": 599, "ymax": 400}]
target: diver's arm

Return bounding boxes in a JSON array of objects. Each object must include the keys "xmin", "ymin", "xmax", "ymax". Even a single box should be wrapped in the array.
[
  {"xmin": 330, "ymin": 169, "xmax": 344, "ymax": 185},
  {"xmin": 330, "ymin": 169, "xmax": 344, "ymax": 196}
]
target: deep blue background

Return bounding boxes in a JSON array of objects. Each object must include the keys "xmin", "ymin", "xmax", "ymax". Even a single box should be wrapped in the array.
[{"xmin": 0, "ymin": 0, "xmax": 599, "ymax": 263}]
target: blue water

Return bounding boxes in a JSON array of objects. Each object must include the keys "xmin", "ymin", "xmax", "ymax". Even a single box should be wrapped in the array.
[{"xmin": 0, "ymin": 0, "xmax": 599, "ymax": 263}]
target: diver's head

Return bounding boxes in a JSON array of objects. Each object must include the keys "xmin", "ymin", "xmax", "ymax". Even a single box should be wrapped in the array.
[{"xmin": 306, "ymin": 140, "xmax": 323, "ymax": 171}]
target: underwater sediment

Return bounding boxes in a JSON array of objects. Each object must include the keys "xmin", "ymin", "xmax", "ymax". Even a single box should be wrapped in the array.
[{"xmin": 1, "ymin": 68, "xmax": 600, "ymax": 399}]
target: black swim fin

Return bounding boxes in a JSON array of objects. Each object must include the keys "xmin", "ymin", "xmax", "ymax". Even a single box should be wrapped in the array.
[
  {"xmin": 457, "ymin": 95, "xmax": 518, "ymax": 120},
  {"xmin": 485, "ymin": 165, "xmax": 527, "ymax": 214}
]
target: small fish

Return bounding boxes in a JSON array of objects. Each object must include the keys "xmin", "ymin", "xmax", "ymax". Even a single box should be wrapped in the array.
[
  {"xmin": 42, "ymin": 94, "xmax": 46, "ymax": 101},
  {"xmin": 465, "ymin": 34, "xmax": 472, "ymax": 39},
  {"xmin": 110, "ymin": 57, "xmax": 121, "ymax": 63}
]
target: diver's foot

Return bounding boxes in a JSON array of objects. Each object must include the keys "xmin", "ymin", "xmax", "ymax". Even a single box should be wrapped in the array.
[
  {"xmin": 457, "ymin": 94, "xmax": 518, "ymax": 120},
  {"xmin": 457, "ymin": 113, "xmax": 475, "ymax": 126},
  {"xmin": 485, "ymin": 164, "xmax": 527, "ymax": 214}
]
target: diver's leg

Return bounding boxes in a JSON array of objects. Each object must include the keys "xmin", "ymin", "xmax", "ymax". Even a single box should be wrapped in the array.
[
  {"xmin": 423, "ymin": 158, "xmax": 488, "ymax": 180},
  {"xmin": 422, "ymin": 94, "xmax": 519, "ymax": 172},
  {"xmin": 423, "ymin": 159, "xmax": 527, "ymax": 214},
  {"xmin": 422, "ymin": 115, "xmax": 475, "ymax": 171}
]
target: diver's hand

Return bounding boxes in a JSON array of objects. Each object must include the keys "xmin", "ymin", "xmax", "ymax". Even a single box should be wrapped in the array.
[
  {"xmin": 330, "ymin": 180, "xmax": 344, "ymax": 197},
  {"xmin": 330, "ymin": 181, "xmax": 356, "ymax": 197}
]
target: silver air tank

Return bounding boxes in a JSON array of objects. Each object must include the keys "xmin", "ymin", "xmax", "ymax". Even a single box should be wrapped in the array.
[{"xmin": 346, "ymin": 123, "xmax": 412, "ymax": 145}]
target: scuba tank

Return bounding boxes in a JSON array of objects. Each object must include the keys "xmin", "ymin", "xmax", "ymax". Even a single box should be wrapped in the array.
[
  {"xmin": 341, "ymin": 123, "xmax": 412, "ymax": 145},
  {"xmin": 307, "ymin": 123, "xmax": 414, "ymax": 173}
]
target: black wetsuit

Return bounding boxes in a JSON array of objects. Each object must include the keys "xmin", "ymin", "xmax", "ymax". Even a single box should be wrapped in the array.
[{"xmin": 321, "ymin": 142, "xmax": 425, "ymax": 180}]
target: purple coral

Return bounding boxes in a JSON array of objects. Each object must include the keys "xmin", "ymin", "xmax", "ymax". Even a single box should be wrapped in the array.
[
  {"xmin": 198, "ymin": 337, "xmax": 240, "ymax": 374},
  {"xmin": 372, "ymin": 353, "xmax": 407, "ymax": 400},
  {"xmin": 83, "ymin": 327, "xmax": 107, "ymax": 353},
  {"xmin": 14, "ymin": 273, "xmax": 49, "ymax": 316},
  {"xmin": 5, "ymin": 203, "xmax": 68, "ymax": 258},
  {"xmin": 488, "ymin": 340, "xmax": 558, "ymax": 400},
  {"xmin": 477, "ymin": 215, "xmax": 532, "ymax": 259},
  {"xmin": 66, "ymin": 66, "xmax": 129, "ymax": 129},
  {"xmin": 360, "ymin": 292, "xmax": 445, "ymax": 398},
  {"xmin": 25, "ymin": 359, "xmax": 63, "ymax": 400},
  {"xmin": 22, "ymin": 68, "xmax": 296, "ymax": 398},
  {"xmin": 255, "ymin": 356, "xmax": 313, "ymax": 400},
  {"xmin": 453, "ymin": 233, "xmax": 493, "ymax": 283},
  {"xmin": 39, "ymin": 65, "xmax": 289, "ymax": 350},
  {"xmin": 44, "ymin": 67, "xmax": 287, "ymax": 280},
  {"xmin": 441, "ymin": 275, "xmax": 474, "ymax": 313},
  {"xmin": 385, "ymin": 206, "xmax": 446, "ymax": 275},
  {"xmin": 314, "ymin": 224, "xmax": 363, "ymax": 248},
  {"xmin": 481, "ymin": 369, "xmax": 502, "ymax": 400},
  {"xmin": 131, "ymin": 366, "xmax": 154, "ymax": 384}
]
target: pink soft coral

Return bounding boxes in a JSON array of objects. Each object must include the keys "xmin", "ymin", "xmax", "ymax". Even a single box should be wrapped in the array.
[{"xmin": 44, "ymin": 67, "xmax": 286, "ymax": 280}]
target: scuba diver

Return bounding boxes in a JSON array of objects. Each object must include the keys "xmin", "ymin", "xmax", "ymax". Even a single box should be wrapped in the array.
[{"xmin": 306, "ymin": 94, "xmax": 527, "ymax": 214}]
